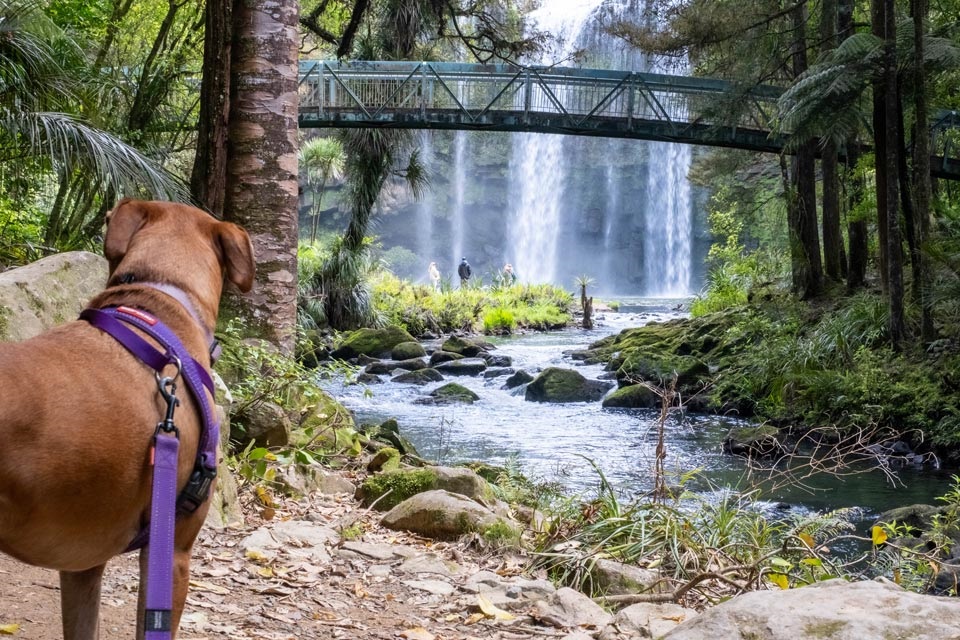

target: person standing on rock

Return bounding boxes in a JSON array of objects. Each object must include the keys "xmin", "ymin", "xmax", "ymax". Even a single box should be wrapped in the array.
[
  {"xmin": 428, "ymin": 261, "xmax": 441, "ymax": 291},
  {"xmin": 457, "ymin": 257, "xmax": 472, "ymax": 289}
]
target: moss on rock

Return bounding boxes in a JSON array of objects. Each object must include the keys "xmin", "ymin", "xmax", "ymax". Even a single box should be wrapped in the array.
[{"xmin": 333, "ymin": 326, "xmax": 417, "ymax": 359}]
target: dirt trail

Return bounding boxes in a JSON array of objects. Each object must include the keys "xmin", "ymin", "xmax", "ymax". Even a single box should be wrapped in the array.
[{"xmin": 0, "ymin": 489, "xmax": 560, "ymax": 640}]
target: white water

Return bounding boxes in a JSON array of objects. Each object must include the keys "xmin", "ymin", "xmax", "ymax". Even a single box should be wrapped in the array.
[
  {"xmin": 507, "ymin": 0, "xmax": 693, "ymax": 295},
  {"xmin": 416, "ymin": 130, "xmax": 436, "ymax": 277},
  {"xmin": 449, "ymin": 131, "xmax": 468, "ymax": 275}
]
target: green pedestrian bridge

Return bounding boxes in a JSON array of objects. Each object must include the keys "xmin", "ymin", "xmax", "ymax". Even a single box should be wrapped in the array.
[{"xmin": 298, "ymin": 60, "xmax": 960, "ymax": 180}]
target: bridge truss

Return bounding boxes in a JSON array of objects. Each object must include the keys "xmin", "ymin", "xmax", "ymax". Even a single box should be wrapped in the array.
[{"xmin": 298, "ymin": 60, "xmax": 960, "ymax": 180}]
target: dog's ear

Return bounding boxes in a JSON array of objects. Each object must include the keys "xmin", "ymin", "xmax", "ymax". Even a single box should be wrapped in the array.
[
  {"xmin": 217, "ymin": 222, "xmax": 255, "ymax": 293},
  {"xmin": 104, "ymin": 199, "xmax": 148, "ymax": 272}
]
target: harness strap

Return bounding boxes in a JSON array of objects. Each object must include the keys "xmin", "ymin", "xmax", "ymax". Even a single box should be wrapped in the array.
[
  {"xmin": 80, "ymin": 307, "xmax": 218, "ymax": 465},
  {"xmin": 144, "ymin": 433, "xmax": 178, "ymax": 638}
]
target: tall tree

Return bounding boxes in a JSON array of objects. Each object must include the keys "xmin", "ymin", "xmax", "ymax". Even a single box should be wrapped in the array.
[
  {"xmin": 820, "ymin": 0, "xmax": 844, "ymax": 281},
  {"xmin": 839, "ymin": 0, "xmax": 867, "ymax": 289},
  {"xmin": 789, "ymin": 1, "xmax": 823, "ymax": 298},
  {"xmin": 223, "ymin": 0, "xmax": 300, "ymax": 353},
  {"xmin": 879, "ymin": 0, "xmax": 905, "ymax": 345},
  {"xmin": 911, "ymin": 0, "xmax": 935, "ymax": 342},
  {"xmin": 192, "ymin": 0, "xmax": 300, "ymax": 353},
  {"xmin": 190, "ymin": 0, "xmax": 233, "ymax": 216}
]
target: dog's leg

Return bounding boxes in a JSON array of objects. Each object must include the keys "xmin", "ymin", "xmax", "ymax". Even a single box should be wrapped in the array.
[
  {"xmin": 60, "ymin": 564, "xmax": 106, "ymax": 640},
  {"xmin": 136, "ymin": 537, "xmax": 199, "ymax": 639}
]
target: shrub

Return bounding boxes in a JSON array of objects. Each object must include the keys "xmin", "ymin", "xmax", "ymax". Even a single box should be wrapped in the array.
[{"xmin": 483, "ymin": 306, "xmax": 516, "ymax": 334}]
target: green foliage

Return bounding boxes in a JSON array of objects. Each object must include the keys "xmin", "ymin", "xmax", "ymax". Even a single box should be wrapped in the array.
[
  {"xmin": 368, "ymin": 271, "xmax": 571, "ymax": 336},
  {"xmin": 216, "ymin": 320, "xmax": 324, "ymax": 415},
  {"xmin": 690, "ymin": 187, "xmax": 786, "ymax": 317},
  {"xmin": 483, "ymin": 306, "xmax": 516, "ymax": 334},
  {"xmin": 534, "ymin": 467, "xmax": 853, "ymax": 599}
]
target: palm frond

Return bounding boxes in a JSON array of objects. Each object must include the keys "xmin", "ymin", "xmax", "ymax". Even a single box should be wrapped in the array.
[{"xmin": 0, "ymin": 109, "xmax": 190, "ymax": 200}]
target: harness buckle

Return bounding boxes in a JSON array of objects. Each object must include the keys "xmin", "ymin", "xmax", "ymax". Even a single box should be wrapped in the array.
[
  {"xmin": 155, "ymin": 369, "xmax": 181, "ymax": 437},
  {"xmin": 177, "ymin": 463, "xmax": 218, "ymax": 514}
]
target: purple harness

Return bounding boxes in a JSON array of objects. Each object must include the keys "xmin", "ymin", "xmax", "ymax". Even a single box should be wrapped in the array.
[{"xmin": 80, "ymin": 305, "xmax": 220, "ymax": 639}]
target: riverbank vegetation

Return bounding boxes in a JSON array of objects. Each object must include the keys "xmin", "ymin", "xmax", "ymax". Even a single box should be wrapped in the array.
[{"xmin": 298, "ymin": 239, "xmax": 573, "ymax": 337}]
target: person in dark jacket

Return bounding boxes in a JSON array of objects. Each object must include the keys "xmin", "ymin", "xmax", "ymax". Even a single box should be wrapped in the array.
[{"xmin": 457, "ymin": 257, "xmax": 472, "ymax": 288}]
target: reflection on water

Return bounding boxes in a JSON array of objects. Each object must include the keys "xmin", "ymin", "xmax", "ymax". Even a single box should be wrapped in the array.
[{"xmin": 319, "ymin": 299, "xmax": 955, "ymax": 525}]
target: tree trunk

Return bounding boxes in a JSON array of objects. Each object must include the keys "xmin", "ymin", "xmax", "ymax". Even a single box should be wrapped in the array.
[
  {"xmin": 224, "ymin": 0, "xmax": 300, "ymax": 354},
  {"xmin": 911, "ymin": 0, "xmax": 935, "ymax": 342},
  {"xmin": 840, "ymin": 0, "xmax": 867, "ymax": 289},
  {"xmin": 789, "ymin": 2, "xmax": 823, "ymax": 298},
  {"xmin": 871, "ymin": 0, "xmax": 889, "ymax": 292},
  {"xmin": 191, "ymin": 0, "xmax": 235, "ymax": 215},
  {"xmin": 881, "ymin": 0, "xmax": 905, "ymax": 346},
  {"xmin": 820, "ymin": 0, "xmax": 843, "ymax": 281},
  {"xmin": 844, "ymin": 143, "xmax": 868, "ymax": 290}
]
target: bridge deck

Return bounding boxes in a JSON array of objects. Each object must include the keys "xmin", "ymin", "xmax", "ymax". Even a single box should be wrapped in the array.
[{"xmin": 298, "ymin": 60, "xmax": 960, "ymax": 180}]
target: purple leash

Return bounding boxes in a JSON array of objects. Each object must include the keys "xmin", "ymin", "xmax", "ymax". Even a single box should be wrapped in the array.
[{"xmin": 80, "ymin": 306, "xmax": 220, "ymax": 639}]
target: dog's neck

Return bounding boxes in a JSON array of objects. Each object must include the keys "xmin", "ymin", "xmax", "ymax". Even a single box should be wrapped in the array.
[
  {"xmin": 138, "ymin": 282, "xmax": 214, "ymax": 340},
  {"xmin": 96, "ymin": 277, "xmax": 220, "ymax": 361}
]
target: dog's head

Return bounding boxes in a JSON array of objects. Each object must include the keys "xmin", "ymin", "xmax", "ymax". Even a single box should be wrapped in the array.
[{"xmin": 104, "ymin": 199, "xmax": 255, "ymax": 323}]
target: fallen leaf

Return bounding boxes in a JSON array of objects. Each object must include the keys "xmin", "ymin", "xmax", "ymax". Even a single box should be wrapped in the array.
[
  {"xmin": 400, "ymin": 627, "xmax": 435, "ymax": 640},
  {"xmin": 257, "ymin": 566, "xmax": 274, "ymax": 578},
  {"xmin": 189, "ymin": 580, "xmax": 230, "ymax": 595},
  {"xmin": 871, "ymin": 526, "xmax": 888, "ymax": 546},
  {"xmin": 477, "ymin": 593, "xmax": 515, "ymax": 621},
  {"xmin": 0, "ymin": 624, "xmax": 19, "ymax": 635},
  {"xmin": 464, "ymin": 613, "xmax": 485, "ymax": 625},
  {"xmin": 245, "ymin": 549, "xmax": 270, "ymax": 563}
]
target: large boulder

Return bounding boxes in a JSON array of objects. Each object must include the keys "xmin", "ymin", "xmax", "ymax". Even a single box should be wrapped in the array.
[
  {"xmin": 662, "ymin": 578, "xmax": 960, "ymax": 640},
  {"xmin": 441, "ymin": 335, "xmax": 493, "ymax": 357},
  {"xmin": 0, "ymin": 251, "xmax": 107, "ymax": 342},
  {"xmin": 525, "ymin": 367, "xmax": 614, "ymax": 403},
  {"xmin": 380, "ymin": 489, "xmax": 513, "ymax": 540},
  {"xmin": 391, "ymin": 341, "xmax": 427, "ymax": 360},
  {"xmin": 601, "ymin": 383, "xmax": 661, "ymax": 409},
  {"xmin": 331, "ymin": 326, "xmax": 417, "ymax": 360},
  {"xmin": 429, "ymin": 350, "xmax": 464, "ymax": 366},
  {"xmin": 434, "ymin": 358, "xmax": 488, "ymax": 376},
  {"xmin": 598, "ymin": 603, "xmax": 696, "ymax": 640},
  {"xmin": 234, "ymin": 401, "xmax": 291, "ymax": 448},
  {"xmin": 358, "ymin": 465, "xmax": 496, "ymax": 511},
  {"xmin": 392, "ymin": 368, "xmax": 444, "ymax": 385},
  {"xmin": 418, "ymin": 382, "xmax": 480, "ymax": 405}
]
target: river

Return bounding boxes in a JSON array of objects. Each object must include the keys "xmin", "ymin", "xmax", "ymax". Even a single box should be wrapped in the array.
[{"xmin": 320, "ymin": 299, "xmax": 956, "ymax": 525}]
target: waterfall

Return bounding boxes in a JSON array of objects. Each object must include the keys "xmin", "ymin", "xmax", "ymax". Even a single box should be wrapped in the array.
[
  {"xmin": 509, "ymin": 0, "xmax": 693, "ymax": 295},
  {"xmin": 449, "ymin": 131, "xmax": 468, "ymax": 277},
  {"xmin": 416, "ymin": 130, "xmax": 435, "ymax": 278}
]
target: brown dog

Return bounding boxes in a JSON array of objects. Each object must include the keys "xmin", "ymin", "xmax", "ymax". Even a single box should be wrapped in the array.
[{"xmin": 0, "ymin": 199, "xmax": 255, "ymax": 639}]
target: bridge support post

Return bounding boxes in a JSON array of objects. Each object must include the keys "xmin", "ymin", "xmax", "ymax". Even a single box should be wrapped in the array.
[{"xmin": 523, "ymin": 70, "xmax": 532, "ymax": 125}]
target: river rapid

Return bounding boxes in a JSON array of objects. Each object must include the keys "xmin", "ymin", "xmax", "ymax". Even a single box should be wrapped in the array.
[{"xmin": 320, "ymin": 299, "xmax": 956, "ymax": 526}]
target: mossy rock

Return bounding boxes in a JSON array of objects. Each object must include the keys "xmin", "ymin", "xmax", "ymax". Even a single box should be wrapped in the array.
[
  {"xmin": 617, "ymin": 351, "xmax": 709, "ymax": 389},
  {"xmin": 503, "ymin": 370, "xmax": 534, "ymax": 389},
  {"xmin": 358, "ymin": 468, "xmax": 439, "ymax": 511},
  {"xmin": 427, "ymin": 382, "xmax": 480, "ymax": 404},
  {"xmin": 293, "ymin": 392, "xmax": 357, "ymax": 449},
  {"xmin": 393, "ymin": 357, "xmax": 428, "ymax": 371},
  {"xmin": 392, "ymin": 341, "xmax": 427, "ymax": 360},
  {"xmin": 331, "ymin": 326, "xmax": 417, "ymax": 359},
  {"xmin": 360, "ymin": 418, "xmax": 421, "ymax": 457},
  {"xmin": 367, "ymin": 447, "xmax": 401, "ymax": 473},
  {"xmin": 601, "ymin": 384, "xmax": 660, "ymax": 409},
  {"xmin": 358, "ymin": 465, "xmax": 496, "ymax": 511},
  {"xmin": 722, "ymin": 425, "xmax": 784, "ymax": 458},
  {"xmin": 392, "ymin": 368, "xmax": 443, "ymax": 384},
  {"xmin": 525, "ymin": 367, "xmax": 614, "ymax": 403},
  {"xmin": 429, "ymin": 350, "xmax": 465, "ymax": 366},
  {"xmin": 441, "ymin": 336, "xmax": 493, "ymax": 357},
  {"xmin": 380, "ymin": 490, "xmax": 513, "ymax": 541}
]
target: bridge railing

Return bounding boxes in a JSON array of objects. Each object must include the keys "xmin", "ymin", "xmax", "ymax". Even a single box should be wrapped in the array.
[{"xmin": 298, "ymin": 60, "xmax": 784, "ymax": 135}]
